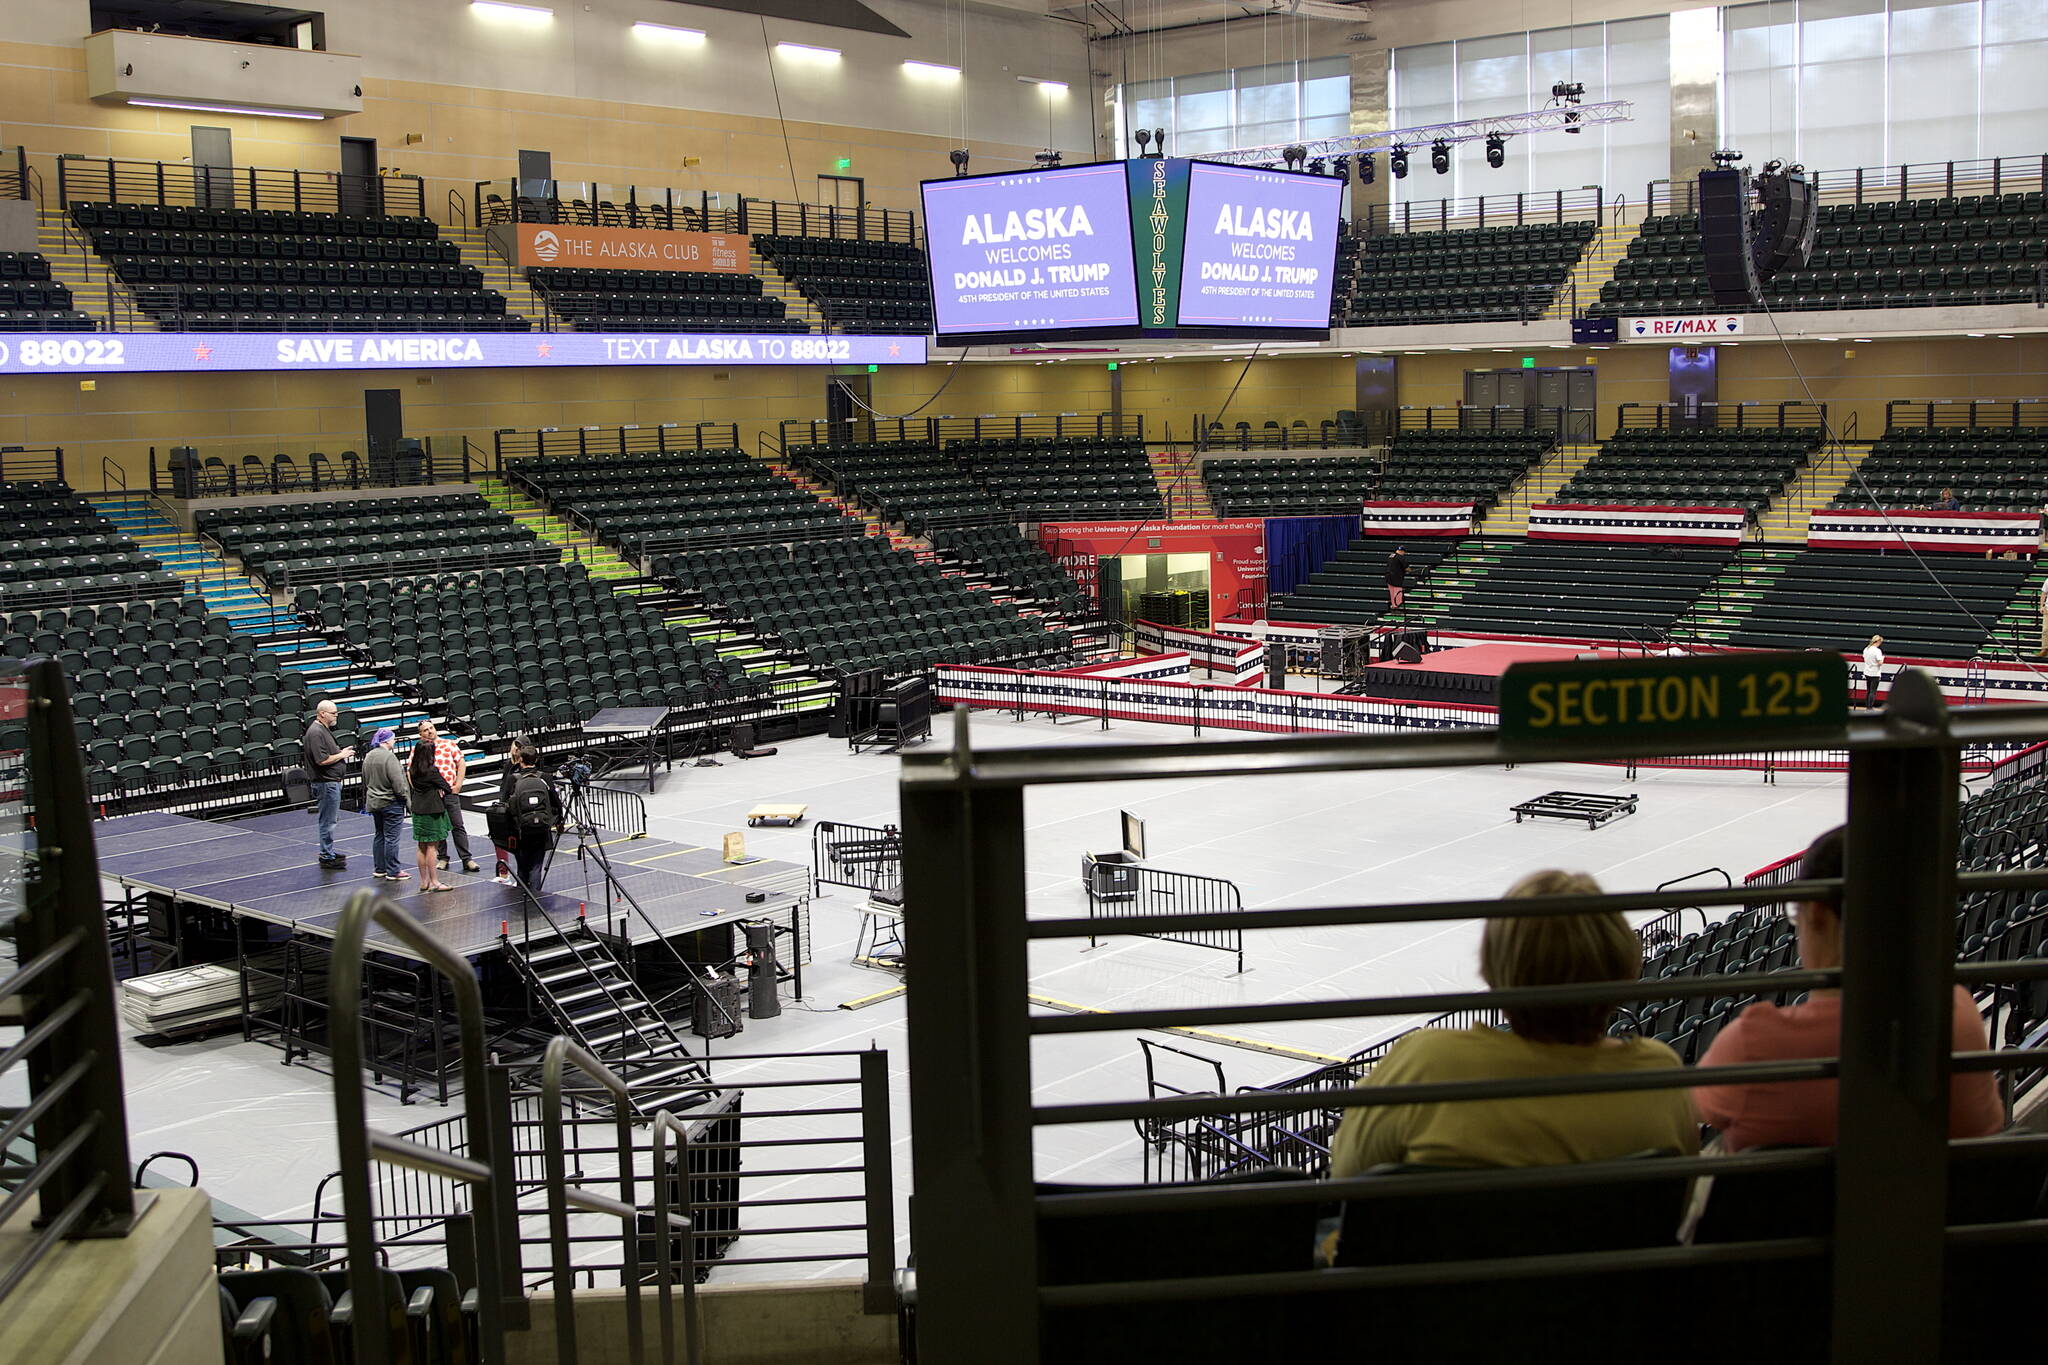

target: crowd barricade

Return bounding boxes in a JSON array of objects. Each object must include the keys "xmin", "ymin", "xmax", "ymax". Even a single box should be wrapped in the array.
[{"xmin": 1131, "ymin": 620, "xmax": 1264, "ymax": 685}]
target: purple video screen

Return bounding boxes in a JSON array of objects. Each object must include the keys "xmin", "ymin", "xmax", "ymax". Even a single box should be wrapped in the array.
[
  {"xmin": 921, "ymin": 163, "xmax": 1140, "ymax": 338},
  {"xmin": 1176, "ymin": 162, "xmax": 1342, "ymax": 330}
]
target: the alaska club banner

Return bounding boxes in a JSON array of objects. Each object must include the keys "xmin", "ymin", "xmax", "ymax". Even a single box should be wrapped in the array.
[
  {"xmin": 1806, "ymin": 508, "xmax": 2042, "ymax": 555},
  {"xmin": 1528, "ymin": 504, "xmax": 1748, "ymax": 547},
  {"xmin": 1360, "ymin": 502, "xmax": 1476, "ymax": 538}
]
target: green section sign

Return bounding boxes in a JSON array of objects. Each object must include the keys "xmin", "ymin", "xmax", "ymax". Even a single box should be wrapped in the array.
[{"xmin": 1499, "ymin": 651, "xmax": 1849, "ymax": 752}]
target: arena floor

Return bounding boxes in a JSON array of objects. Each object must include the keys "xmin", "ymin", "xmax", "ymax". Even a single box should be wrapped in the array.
[{"xmin": 108, "ymin": 709, "xmax": 1851, "ymax": 1281}]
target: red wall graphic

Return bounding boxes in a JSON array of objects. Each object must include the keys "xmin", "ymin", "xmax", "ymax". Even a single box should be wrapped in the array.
[{"xmin": 1038, "ymin": 519, "xmax": 1267, "ymax": 621}]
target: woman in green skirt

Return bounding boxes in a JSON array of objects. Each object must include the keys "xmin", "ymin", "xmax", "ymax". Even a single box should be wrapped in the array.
[{"xmin": 406, "ymin": 739, "xmax": 457, "ymax": 893}]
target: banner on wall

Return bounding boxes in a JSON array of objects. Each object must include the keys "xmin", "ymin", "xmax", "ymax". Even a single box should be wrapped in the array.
[
  {"xmin": 1806, "ymin": 508, "xmax": 2043, "ymax": 555},
  {"xmin": 513, "ymin": 222, "xmax": 750, "ymax": 273},
  {"xmin": 1038, "ymin": 519, "xmax": 1267, "ymax": 621},
  {"xmin": 1132, "ymin": 619, "xmax": 1264, "ymax": 684},
  {"xmin": 1528, "ymin": 504, "xmax": 1748, "ymax": 546},
  {"xmin": 1360, "ymin": 502, "xmax": 1476, "ymax": 537}
]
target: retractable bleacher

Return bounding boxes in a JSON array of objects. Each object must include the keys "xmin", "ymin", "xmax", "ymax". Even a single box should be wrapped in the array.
[
  {"xmin": 509, "ymin": 449, "xmax": 851, "ymax": 554},
  {"xmin": 1714, "ymin": 550, "xmax": 2031, "ymax": 659},
  {"xmin": 1345, "ymin": 222, "xmax": 1594, "ymax": 326},
  {"xmin": 1832, "ymin": 425, "xmax": 2048, "ymax": 513},
  {"xmin": 927, "ymin": 525, "xmax": 1091, "ymax": 617},
  {"xmin": 1203, "ymin": 456, "xmax": 1379, "ymax": 515},
  {"xmin": 0, "ymin": 252, "xmax": 91, "ymax": 331},
  {"xmin": 527, "ymin": 266, "xmax": 803, "ymax": 333},
  {"xmin": 788, "ymin": 442, "xmax": 999, "ymax": 534},
  {"xmin": 752, "ymin": 234, "xmax": 931, "ymax": 334},
  {"xmin": 1420, "ymin": 539, "xmax": 1732, "ymax": 642},
  {"xmin": 1593, "ymin": 190, "xmax": 2048, "ymax": 316},
  {"xmin": 1267, "ymin": 540, "xmax": 1456, "ymax": 626},
  {"xmin": 198, "ymin": 493, "xmax": 550, "ymax": 589},
  {"xmin": 1379, "ymin": 430, "xmax": 1554, "ymax": 507},
  {"xmin": 946, "ymin": 438, "xmax": 1163, "ymax": 521},
  {"xmin": 0, "ymin": 482, "xmax": 177, "ymax": 609},
  {"xmin": 1556, "ymin": 427, "xmax": 1821, "ymax": 516},
  {"xmin": 72, "ymin": 201, "xmax": 527, "ymax": 331}
]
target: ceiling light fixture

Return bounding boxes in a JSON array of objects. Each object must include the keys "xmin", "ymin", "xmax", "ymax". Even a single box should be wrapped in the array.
[
  {"xmin": 775, "ymin": 41, "xmax": 840, "ymax": 60},
  {"xmin": 631, "ymin": 21, "xmax": 704, "ymax": 42},
  {"xmin": 129, "ymin": 98, "xmax": 325, "ymax": 120},
  {"xmin": 470, "ymin": 0, "xmax": 552, "ymax": 20},
  {"xmin": 1018, "ymin": 76, "xmax": 1068, "ymax": 92},
  {"xmin": 903, "ymin": 60, "xmax": 961, "ymax": 79}
]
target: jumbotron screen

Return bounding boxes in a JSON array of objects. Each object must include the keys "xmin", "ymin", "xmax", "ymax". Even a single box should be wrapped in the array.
[
  {"xmin": 920, "ymin": 162, "xmax": 1142, "ymax": 343},
  {"xmin": 920, "ymin": 157, "xmax": 1342, "ymax": 345}
]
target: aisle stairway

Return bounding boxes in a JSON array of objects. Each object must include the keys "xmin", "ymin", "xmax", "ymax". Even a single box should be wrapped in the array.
[
  {"xmin": 1152, "ymin": 452, "xmax": 1213, "ymax": 520},
  {"xmin": 439, "ymin": 224, "xmax": 546, "ymax": 325},
  {"xmin": 1395, "ymin": 536, "xmax": 1511, "ymax": 621},
  {"xmin": 1476, "ymin": 442, "xmax": 1601, "ymax": 535},
  {"xmin": 1667, "ymin": 547, "xmax": 1800, "ymax": 647},
  {"xmin": 476, "ymin": 478, "xmax": 643, "ymax": 582},
  {"xmin": 1755, "ymin": 443, "xmax": 1873, "ymax": 544},
  {"xmin": 748, "ymin": 247, "xmax": 827, "ymax": 332},
  {"xmin": 1543, "ymin": 221, "xmax": 1639, "ymax": 321},
  {"xmin": 34, "ymin": 208, "xmax": 147, "ymax": 331},
  {"xmin": 1986, "ymin": 562, "xmax": 2048, "ymax": 661}
]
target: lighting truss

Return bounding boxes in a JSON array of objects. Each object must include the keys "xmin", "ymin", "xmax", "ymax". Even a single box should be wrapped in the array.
[{"xmin": 1200, "ymin": 101, "xmax": 1634, "ymax": 166}]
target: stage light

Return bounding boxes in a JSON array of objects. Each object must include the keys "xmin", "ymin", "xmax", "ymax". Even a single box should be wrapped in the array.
[
  {"xmin": 1331, "ymin": 155, "xmax": 1349, "ymax": 181},
  {"xmin": 1282, "ymin": 144, "xmax": 1309, "ymax": 171},
  {"xmin": 1032, "ymin": 149, "xmax": 1063, "ymax": 168},
  {"xmin": 1388, "ymin": 145, "xmax": 1408, "ymax": 179},
  {"xmin": 1359, "ymin": 153, "xmax": 1376, "ymax": 185},
  {"xmin": 1485, "ymin": 133, "xmax": 1506, "ymax": 169},
  {"xmin": 1151, "ymin": 128, "xmax": 1167, "ymax": 155},
  {"xmin": 1430, "ymin": 140, "xmax": 1451, "ymax": 175},
  {"xmin": 1307, "ymin": 157, "xmax": 1326, "ymax": 177},
  {"xmin": 1134, "ymin": 129, "xmax": 1153, "ymax": 156},
  {"xmin": 949, "ymin": 148, "xmax": 970, "ymax": 176}
]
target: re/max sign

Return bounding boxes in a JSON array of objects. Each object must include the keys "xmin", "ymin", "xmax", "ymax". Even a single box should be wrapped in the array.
[{"xmin": 1498, "ymin": 652, "xmax": 1848, "ymax": 751}]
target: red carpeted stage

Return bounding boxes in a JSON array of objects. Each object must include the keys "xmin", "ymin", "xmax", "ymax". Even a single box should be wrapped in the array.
[{"xmin": 1343, "ymin": 642, "xmax": 1597, "ymax": 705}]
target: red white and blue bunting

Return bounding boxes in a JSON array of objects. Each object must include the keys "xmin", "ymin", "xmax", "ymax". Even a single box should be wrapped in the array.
[
  {"xmin": 1528, "ymin": 504, "xmax": 1748, "ymax": 547},
  {"xmin": 934, "ymin": 664, "xmax": 1494, "ymax": 733},
  {"xmin": 1359, "ymin": 501, "xmax": 1475, "ymax": 538},
  {"xmin": 1053, "ymin": 651, "xmax": 1191, "ymax": 682},
  {"xmin": 1133, "ymin": 620, "xmax": 1265, "ymax": 685},
  {"xmin": 1805, "ymin": 508, "xmax": 2042, "ymax": 555}
]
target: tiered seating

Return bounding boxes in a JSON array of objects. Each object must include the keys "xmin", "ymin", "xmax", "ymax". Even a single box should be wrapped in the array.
[
  {"xmin": 752, "ymin": 234, "xmax": 931, "ymax": 334},
  {"xmin": 512, "ymin": 449, "xmax": 852, "ymax": 552},
  {"xmin": 198, "ymin": 493, "xmax": 548, "ymax": 588},
  {"xmin": 928, "ymin": 525, "xmax": 1090, "ymax": 616},
  {"xmin": 1344, "ymin": 222, "xmax": 1593, "ymax": 326},
  {"xmin": 1957, "ymin": 779, "xmax": 2048, "ymax": 1070},
  {"xmin": 0, "ymin": 252, "xmax": 91, "ymax": 330},
  {"xmin": 790, "ymin": 442, "xmax": 997, "ymax": 533},
  {"xmin": 1717, "ymin": 550, "xmax": 2031, "ymax": 659},
  {"xmin": 1832, "ymin": 425, "xmax": 2048, "ymax": 512},
  {"xmin": 71, "ymin": 201, "xmax": 525, "ymax": 332},
  {"xmin": 1267, "ymin": 540, "xmax": 1456, "ymax": 626},
  {"xmin": 1594, "ymin": 191, "xmax": 2048, "ymax": 316},
  {"xmin": 526, "ymin": 266, "xmax": 803, "ymax": 333},
  {"xmin": 946, "ymin": 438, "xmax": 1163, "ymax": 521},
  {"xmin": 656, "ymin": 537, "xmax": 1073, "ymax": 676},
  {"xmin": 1378, "ymin": 431, "xmax": 1553, "ymax": 506},
  {"xmin": 1421, "ymin": 540, "xmax": 1731, "ymax": 641},
  {"xmin": 295, "ymin": 564, "xmax": 755, "ymax": 740},
  {"xmin": 1328, "ymin": 229, "xmax": 1358, "ymax": 325},
  {"xmin": 1630, "ymin": 907, "xmax": 1802, "ymax": 1064},
  {"xmin": 1203, "ymin": 456, "xmax": 1378, "ymax": 515},
  {"xmin": 485, "ymin": 192, "xmax": 705, "ymax": 230},
  {"xmin": 1, "ymin": 595, "xmax": 325, "ymax": 796},
  {"xmin": 0, "ymin": 482, "xmax": 175, "ymax": 608},
  {"xmin": 1555, "ymin": 427, "xmax": 1820, "ymax": 515}
]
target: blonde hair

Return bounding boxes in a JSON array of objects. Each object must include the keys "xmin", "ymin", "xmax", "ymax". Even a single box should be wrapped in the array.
[{"xmin": 1479, "ymin": 870, "xmax": 1640, "ymax": 1046}]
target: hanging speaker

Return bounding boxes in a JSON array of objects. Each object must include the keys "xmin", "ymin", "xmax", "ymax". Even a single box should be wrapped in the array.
[
  {"xmin": 1755, "ymin": 167, "xmax": 1818, "ymax": 276},
  {"xmin": 1698, "ymin": 167, "xmax": 1762, "ymax": 307}
]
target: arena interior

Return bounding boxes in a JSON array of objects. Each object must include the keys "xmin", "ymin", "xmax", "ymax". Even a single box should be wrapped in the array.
[{"xmin": 1, "ymin": 0, "xmax": 2047, "ymax": 1360}]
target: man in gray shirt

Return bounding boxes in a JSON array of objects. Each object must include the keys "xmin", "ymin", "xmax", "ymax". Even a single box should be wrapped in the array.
[{"xmin": 303, "ymin": 699, "xmax": 356, "ymax": 868}]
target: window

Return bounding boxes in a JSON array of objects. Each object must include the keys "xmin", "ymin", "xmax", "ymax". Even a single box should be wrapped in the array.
[{"xmin": 1113, "ymin": 58, "xmax": 1351, "ymax": 158}]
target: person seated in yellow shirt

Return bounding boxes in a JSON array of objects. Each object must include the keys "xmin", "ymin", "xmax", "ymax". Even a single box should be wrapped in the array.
[{"xmin": 1331, "ymin": 870, "xmax": 1698, "ymax": 1177}]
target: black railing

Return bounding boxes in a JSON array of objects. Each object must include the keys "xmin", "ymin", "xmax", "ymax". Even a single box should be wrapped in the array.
[
  {"xmin": 775, "ymin": 414, "xmax": 1145, "ymax": 449},
  {"xmin": 813, "ymin": 819, "xmax": 903, "ymax": 896},
  {"xmin": 1083, "ymin": 860, "xmax": 1247, "ymax": 974},
  {"xmin": 56, "ymin": 156, "xmax": 425, "ymax": 218},
  {"xmin": 1365, "ymin": 185, "xmax": 1605, "ymax": 235},
  {"xmin": 1884, "ymin": 398, "xmax": 2048, "ymax": 432},
  {"xmin": 0, "ymin": 146, "xmax": 26, "ymax": 201},
  {"xmin": 738, "ymin": 198, "xmax": 918, "ymax": 244},
  {"xmin": 1192, "ymin": 414, "xmax": 1372, "ymax": 450},
  {"xmin": 147, "ymin": 440, "xmax": 456, "ymax": 499},
  {"xmin": 492, "ymin": 423, "xmax": 741, "ymax": 464},
  {"xmin": 1649, "ymin": 151, "xmax": 2048, "ymax": 217},
  {"xmin": 1613, "ymin": 401, "xmax": 1829, "ymax": 434},
  {"xmin": 474, "ymin": 179, "xmax": 731, "ymax": 233},
  {"xmin": 0, "ymin": 447, "xmax": 66, "ymax": 483},
  {"xmin": 1395, "ymin": 405, "xmax": 1577, "ymax": 434},
  {"xmin": 0, "ymin": 657, "xmax": 144, "ymax": 1306}
]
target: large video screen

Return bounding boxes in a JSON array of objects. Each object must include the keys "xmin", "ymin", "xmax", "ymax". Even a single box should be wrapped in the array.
[
  {"xmin": 1175, "ymin": 161, "xmax": 1342, "ymax": 331},
  {"xmin": 921, "ymin": 162, "xmax": 1140, "ymax": 343}
]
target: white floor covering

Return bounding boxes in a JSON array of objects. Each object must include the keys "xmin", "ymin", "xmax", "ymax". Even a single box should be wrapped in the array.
[{"xmin": 100, "ymin": 710, "xmax": 1850, "ymax": 1283}]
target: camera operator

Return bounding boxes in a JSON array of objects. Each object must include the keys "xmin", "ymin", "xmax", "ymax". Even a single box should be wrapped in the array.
[{"xmin": 506, "ymin": 741, "xmax": 565, "ymax": 891}]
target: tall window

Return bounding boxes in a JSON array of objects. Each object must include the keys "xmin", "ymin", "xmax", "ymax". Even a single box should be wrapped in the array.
[
  {"xmin": 1389, "ymin": 18, "xmax": 1672, "ymax": 206},
  {"xmin": 1114, "ymin": 57, "xmax": 1350, "ymax": 158},
  {"xmin": 1724, "ymin": 0, "xmax": 2048, "ymax": 172}
]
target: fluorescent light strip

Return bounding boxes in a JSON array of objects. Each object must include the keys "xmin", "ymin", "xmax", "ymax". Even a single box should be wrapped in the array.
[
  {"xmin": 775, "ymin": 41, "xmax": 840, "ymax": 60},
  {"xmin": 129, "ymin": 98, "xmax": 325, "ymax": 121},
  {"xmin": 631, "ymin": 21, "xmax": 704, "ymax": 41},
  {"xmin": 903, "ymin": 60, "xmax": 961, "ymax": 79},
  {"xmin": 1018, "ymin": 76, "xmax": 1068, "ymax": 91},
  {"xmin": 471, "ymin": 0, "xmax": 551, "ymax": 19}
]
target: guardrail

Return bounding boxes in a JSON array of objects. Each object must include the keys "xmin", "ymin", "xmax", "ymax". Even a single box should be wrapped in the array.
[
  {"xmin": 0, "ymin": 446, "xmax": 65, "ymax": 484},
  {"xmin": 493, "ymin": 423, "xmax": 741, "ymax": 463},
  {"xmin": 56, "ymin": 156, "xmax": 426, "ymax": 218},
  {"xmin": 1647, "ymin": 151, "xmax": 2048, "ymax": 217},
  {"xmin": 1192, "ymin": 414, "xmax": 1370, "ymax": 451},
  {"xmin": 0, "ymin": 146, "xmax": 26, "ymax": 201},
  {"xmin": 1393, "ymin": 406, "xmax": 1577, "ymax": 434},
  {"xmin": 147, "ymin": 440, "xmax": 457, "ymax": 499},
  {"xmin": 0, "ymin": 657, "xmax": 144, "ymax": 1307},
  {"xmin": 1613, "ymin": 401, "xmax": 1828, "ymax": 434},
  {"xmin": 1366, "ymin": 185, "xmax": 1606, "ymax": 235},
  {"xmin": 1884, "ymin": 398, "xmax": 2048, "ymax": 432},
  {"xmin": 739, "ymin": 198, "xmax": 918, "ymax": 244}
]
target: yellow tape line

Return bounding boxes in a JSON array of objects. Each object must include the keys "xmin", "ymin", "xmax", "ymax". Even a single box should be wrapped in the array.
[
  {"xmin": 839, "ymin": 984, "xmax": 908, "ymax": 1010},
  {"xmin": 1026, "ymin": 993, "xmax": 1345, "ymax": 1065}
]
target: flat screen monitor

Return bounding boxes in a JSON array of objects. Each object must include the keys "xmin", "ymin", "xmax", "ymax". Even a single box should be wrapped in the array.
[
  {"xmin": 1175, "ymin": 160, "xmax": 1343, "ymax": 333},
  {"xmin": 921, "ymin": 161, "xmax": 1141, "ymax": 345}
]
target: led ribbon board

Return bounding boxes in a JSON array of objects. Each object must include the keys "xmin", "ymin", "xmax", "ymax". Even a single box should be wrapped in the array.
[{"xmin": 0, "ymin": 332, "xmax": 928, "ymax": 375}]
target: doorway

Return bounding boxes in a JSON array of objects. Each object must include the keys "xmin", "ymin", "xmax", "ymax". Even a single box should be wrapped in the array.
[
  {"xmin": 191, "ymin": 126, "xmax": 232, "ymax": 208},
  {"xmin": 827, "ymin": 372, "xmax": 870, "ymax": 440},
  {"xmin": 339, "ymin": 137, "xmax": 379, "ymax": 217}
]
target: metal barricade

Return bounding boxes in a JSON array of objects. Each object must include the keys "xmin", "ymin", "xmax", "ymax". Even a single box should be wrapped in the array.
[
  {"xmin": 1083, "ymin": 863, "xmax": 1246, "ymax": 974},
  {"xmin": 812, "ymin": 820, "xmax": 903, "ymax": 896}
]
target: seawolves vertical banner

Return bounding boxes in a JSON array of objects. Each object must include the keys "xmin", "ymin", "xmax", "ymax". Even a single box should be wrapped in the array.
[{"xmin": 1127, "ymin": 158, "xmax": 1189, "ymax": 333}]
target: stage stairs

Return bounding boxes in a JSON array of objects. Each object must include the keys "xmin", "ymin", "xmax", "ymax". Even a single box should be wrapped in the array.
[
  {"xmin": 1667, "ymin": 547, "xmax": 1800, "ymax": 647},
  {"xmin": 1755, "ymin": 442, "xmax": 1874, "ymax": 544},
  {"xmin": 502, "ymin": 918, "xmax": 716, "ymax": 1117},
  {"xmin": 1541, "ymin": 220, "xmax": 1640, "ymax": 321},
  {"xmin": 1151, "ymin": 451, "xmax": 1213, "ymax": 520},
  {"xmin": 1476, "ymin": 442, "xmax": 1601, "ymax": 536}
]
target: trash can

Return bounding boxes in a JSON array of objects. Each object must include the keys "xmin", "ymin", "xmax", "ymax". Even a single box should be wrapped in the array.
[{"xmin": 167, "ymin": 445, "xmax": 198, "ymax": 500}]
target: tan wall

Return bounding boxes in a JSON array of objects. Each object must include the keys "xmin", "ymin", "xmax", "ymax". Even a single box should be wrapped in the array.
[{"xmin": 0, "ymin": 37, "xmax": 1061, "ymax": 222}]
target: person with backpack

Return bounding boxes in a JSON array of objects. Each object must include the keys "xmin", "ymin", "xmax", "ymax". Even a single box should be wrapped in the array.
[
  {"xmin": 484, "ymin": 733, "xmax": 534, "ymax": 887},
  {"xmin": 506, "ymin": 744, "xmax": 564, "ymax": 891}
]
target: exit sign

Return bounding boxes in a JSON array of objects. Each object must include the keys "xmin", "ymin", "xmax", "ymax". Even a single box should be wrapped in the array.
[
  {"xmin": 835, "ymin": 157, "xmax": 853, "ymax": 171},
  {"xmin": 1499, "ymin": 652, "xmax": 1847, "ymax": 755}
]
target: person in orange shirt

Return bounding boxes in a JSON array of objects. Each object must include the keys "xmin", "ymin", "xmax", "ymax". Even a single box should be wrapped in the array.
[{"xmin": 1692, "ymin": 826, "xmax": 2006, "ymax": 1149}]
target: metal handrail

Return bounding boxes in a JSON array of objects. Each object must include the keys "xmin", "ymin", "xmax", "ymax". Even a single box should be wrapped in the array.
[
  {"xmin": 327, "ymin": 888, "xmax": 514, "ymax": 1365},
  {"xmin": 540, "ymin": 1037, "xmax": 690, "ymax": 1365},
  {"xmin": 1649, "ymin": 151, "xmax": 2048, "ymax": 217},
  {"xmin": 647, "ymin": 1110, "xmax": 705, "ymax": 1365},
  {"xmin": 55, "ymin": 155, "xmax": 426, "ymax": 217}
]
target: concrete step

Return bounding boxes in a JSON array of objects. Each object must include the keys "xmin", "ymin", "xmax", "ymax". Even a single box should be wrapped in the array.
[{"xmin": 1543, "ymin": 221, "xmax": 1640, "ymax": 321}]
